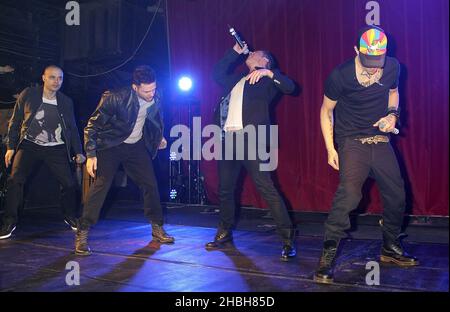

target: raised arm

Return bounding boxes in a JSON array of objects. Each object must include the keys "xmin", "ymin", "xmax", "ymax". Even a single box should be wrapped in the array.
[{"xmin": 212, "ymin": 43, "xmax": 246, "ymax": 88}]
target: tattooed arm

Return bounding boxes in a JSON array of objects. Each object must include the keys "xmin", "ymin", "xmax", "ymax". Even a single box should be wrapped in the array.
[{"xmin": 320, "ymin": 95, "xmax": 339, "ymax": 170}]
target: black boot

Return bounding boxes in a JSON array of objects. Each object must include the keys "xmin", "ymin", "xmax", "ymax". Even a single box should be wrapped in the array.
[
  {"xmin": 380, "ymin": 233, "xmax": 419, "ymax": 266},
  {"xmin": 152, "ymin": 224, "xmax": 175, "ymax": 244},
  {"xmin": 314, "ymin": 240, "xmax": 339, "ymax": 284},
  {"xmin": 0, "ymin": 223, "xmax": 16, "ymax": 240},
  {"xmin": 279, "ymin": 228, "xmax": 297, "ymax": 261},
  {"xmin": 379, "ymin": 220, "xmax": 419, "ymax": 266},
  {"xmin": 75, "ymin": 228, "xmax": 91, "ymax": 256},
  {"xmin": 64, "ymin": 216, "xmax": 78, "ymax": 231},
  {"xmin": 205, "ymin": 227, "xmax": 233, "ymax": 249}
]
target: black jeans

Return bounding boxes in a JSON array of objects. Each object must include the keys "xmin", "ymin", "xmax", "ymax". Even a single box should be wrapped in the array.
[
  {"xmin": 217, "ymin": 143, "xmax": 293, "ymax": 232},
  {"xmin": 3, "ymin": 140, "xmax": 77, "ymax": 225},
  {"xmin": 324, "ymin": 137, "xmax": 406, "ymax": 241},
  {"xmin": 79, "ymin": 139, "xmax": 163, "ymax": 229}
]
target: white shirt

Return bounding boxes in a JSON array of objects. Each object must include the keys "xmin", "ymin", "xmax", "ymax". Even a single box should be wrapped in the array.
[
  {"xmin": 43, "ymin": 97, "xmax": 57, "ymax": 106},
  {"xmin": 123, "ymin": 97, "xmax": 154, "ymax": 144},
  {"xmin": 224, "ymin": 77, "xmax": 246, "ymax": 132}
]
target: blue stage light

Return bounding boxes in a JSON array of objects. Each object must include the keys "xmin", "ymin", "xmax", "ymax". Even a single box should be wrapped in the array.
[
  {"xmin": 178, "ymin": 76, "xmax": 193, "ymax": 92},
  {"xmin": 169, "ymin": 189, "xmax": 178, "ymax": 200}
]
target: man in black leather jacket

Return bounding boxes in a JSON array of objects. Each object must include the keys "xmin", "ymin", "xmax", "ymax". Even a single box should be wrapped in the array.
[
  {"xmin": 0, "ymin": 65, "xmax": 85, "ymax": 239},
  {"xmin": 75, "ymin": 65, "xmax": 174, "ymax": 256}
]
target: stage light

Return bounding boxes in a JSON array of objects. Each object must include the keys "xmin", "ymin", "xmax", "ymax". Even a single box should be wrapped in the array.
[
  {"xmin": 169, "ymin": 189, "xmax": 178, "ymax": 200},
  {"xmin": 178, "ymin": 76, "xmax": 193, "ymax": 92}
]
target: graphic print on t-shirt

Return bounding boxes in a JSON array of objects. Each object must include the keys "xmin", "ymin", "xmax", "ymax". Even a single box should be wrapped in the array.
[{"xmin": 26, "ymin": 100, "xmax": 64, "ymax": 146}]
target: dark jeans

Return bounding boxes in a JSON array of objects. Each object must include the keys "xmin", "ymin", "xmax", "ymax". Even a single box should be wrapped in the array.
[
  {"xmin": 79, "ymin": 139, "xmax": 163, "ymax": 229},
  {"xmin": 3, "ymin": 140, "xmax": 77, "ymax": 225},
  {"xmin": 218, "ymin": 158, "xmax": 293, "ymax": 232},
  {"xmin": 324, "ymin": 137, "xmax": 406, "ymax": 241}
]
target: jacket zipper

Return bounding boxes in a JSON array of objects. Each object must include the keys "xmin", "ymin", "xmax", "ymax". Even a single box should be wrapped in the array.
[
  {"xmin": 57, "ymin": 111, "xmax": 73, "ymax": 163},
  {"xmin": 16, "ymin": 110, "xmax": 38, "ymax": 152}
]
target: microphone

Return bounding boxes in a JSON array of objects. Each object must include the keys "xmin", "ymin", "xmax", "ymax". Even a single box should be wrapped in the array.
[
  {"xmin": 228, "ymin": 25, "xmax": 250, "ymax": 54},
  {"xmin": 379, "ymin": 121, "xmax": 400, "ymax": 134}
]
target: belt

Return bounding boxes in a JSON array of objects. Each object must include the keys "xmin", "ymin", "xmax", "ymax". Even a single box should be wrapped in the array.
[{"xmin": 355, "ymin": 135, "xmax": 389, "ymax": 144}]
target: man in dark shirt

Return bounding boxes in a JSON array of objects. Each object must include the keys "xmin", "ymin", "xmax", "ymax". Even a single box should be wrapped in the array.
[
  {"xmin": 314, "ymin": 26, "xmax": 418, "ymax": 284},
  {"xmin": 0, "ymin": 65, "xmax": 85, "ymax": 239},
  {"xmin": 205, "ymin": 43, "xmax": 297, "ymax": 261}
]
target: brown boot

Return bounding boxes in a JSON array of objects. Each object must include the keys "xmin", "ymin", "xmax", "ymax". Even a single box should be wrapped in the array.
[
  {"xmin": 205, "ymin": 227, "xmax": 233, "ymax": 249},
  {"xmin": 152, "ymin": 224, "xmax": 175, "ymax": 244},
  {"xmin": 75, "ymin": 229, "xmax": 91, "ymax": 256}
]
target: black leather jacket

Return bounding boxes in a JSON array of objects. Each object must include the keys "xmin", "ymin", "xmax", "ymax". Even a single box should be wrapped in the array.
[
  {"xmin": 6, "ymin": 86, "xmax": 82, "ymax": 162},
  {"xmin": 84, "ymin": 87, "xmax": 163, "ymax": 159}
]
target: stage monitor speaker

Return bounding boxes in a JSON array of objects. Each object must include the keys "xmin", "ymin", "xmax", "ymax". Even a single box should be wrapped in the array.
[
  {"xmin": 64, "ymin": 0, "xmax": 121, "ymax": 61},
  {"xmin": 63, "ymin": 0, "xmax": 156, "ymax": 61}
]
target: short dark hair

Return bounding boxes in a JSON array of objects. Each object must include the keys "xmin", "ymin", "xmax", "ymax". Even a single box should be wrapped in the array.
[
  {"xmin": 43, "ymin": 64, "xmax": 63, "ymax": 74},
  {"xmin": 261, "ymin": 51, "xmax": 276, "ymax": 70},
  {"xmin": 132, "ymin": 65, "xmax": 156, "ymax": 85}
]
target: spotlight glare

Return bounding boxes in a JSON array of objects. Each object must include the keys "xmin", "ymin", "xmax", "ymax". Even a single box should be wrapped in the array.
[{"xmin": 178, "ymin": 76, "xmax": 193, "ymax": 92}]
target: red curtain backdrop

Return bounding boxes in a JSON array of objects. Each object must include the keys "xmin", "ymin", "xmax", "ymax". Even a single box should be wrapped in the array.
[{"xmin": 167, "ymin": 0, "xmax": 449, "ymax": 216}]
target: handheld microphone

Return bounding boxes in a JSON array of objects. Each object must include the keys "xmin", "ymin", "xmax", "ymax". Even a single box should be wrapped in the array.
[
  {"xmin": 228, "ymin": 25, "xmax": 249, "ymax": 54},
  {"xmin": 379, "ymin": 121, "xmax": 400, "ymax": 134}
]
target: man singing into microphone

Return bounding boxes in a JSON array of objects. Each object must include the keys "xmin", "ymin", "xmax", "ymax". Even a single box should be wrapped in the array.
[
  {"xmin": 206, "ymin": 41, "xmax": 297, "ymax": 261},
  {"xmin": 314, "ymin": 26, "xmax": 418, "ymax": 284}
]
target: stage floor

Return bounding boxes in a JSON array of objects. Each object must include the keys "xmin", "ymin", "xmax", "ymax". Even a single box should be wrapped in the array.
[{"xmin": 0, "ymin": 203, "xmax": 448, "ymax": 292}]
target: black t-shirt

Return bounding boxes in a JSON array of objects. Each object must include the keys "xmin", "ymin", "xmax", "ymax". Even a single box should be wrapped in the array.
[
  {"xmin": 324, "ymin": 56, "xmax": 400, "ymax": 139},
  {"xmin": 26, "ymin": 99, "xmax": 64, "ymax": 146}
]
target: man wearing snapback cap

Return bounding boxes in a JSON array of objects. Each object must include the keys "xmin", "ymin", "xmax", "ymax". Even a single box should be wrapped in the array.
[{"xmin": 314, "ymin": 26, "xmax": 418, "ymax": 284}]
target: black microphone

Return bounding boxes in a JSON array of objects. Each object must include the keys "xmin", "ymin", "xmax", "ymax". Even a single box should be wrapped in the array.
[{"xmin": 228, "ymin": 25, "xmax": 250, "ymax": 54}]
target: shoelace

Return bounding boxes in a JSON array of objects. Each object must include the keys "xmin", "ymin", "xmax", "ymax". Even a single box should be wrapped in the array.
[
  {"xmin": 153, "ymin": 227, "xmax": 167, "ymax": 236},
  {"xmin": 320, "ymin": 248, "xmax": 337, "ymax": 266},
  {"xmin": 76, "ymin": 231, "xmax": 88, "ymax": 241}
]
